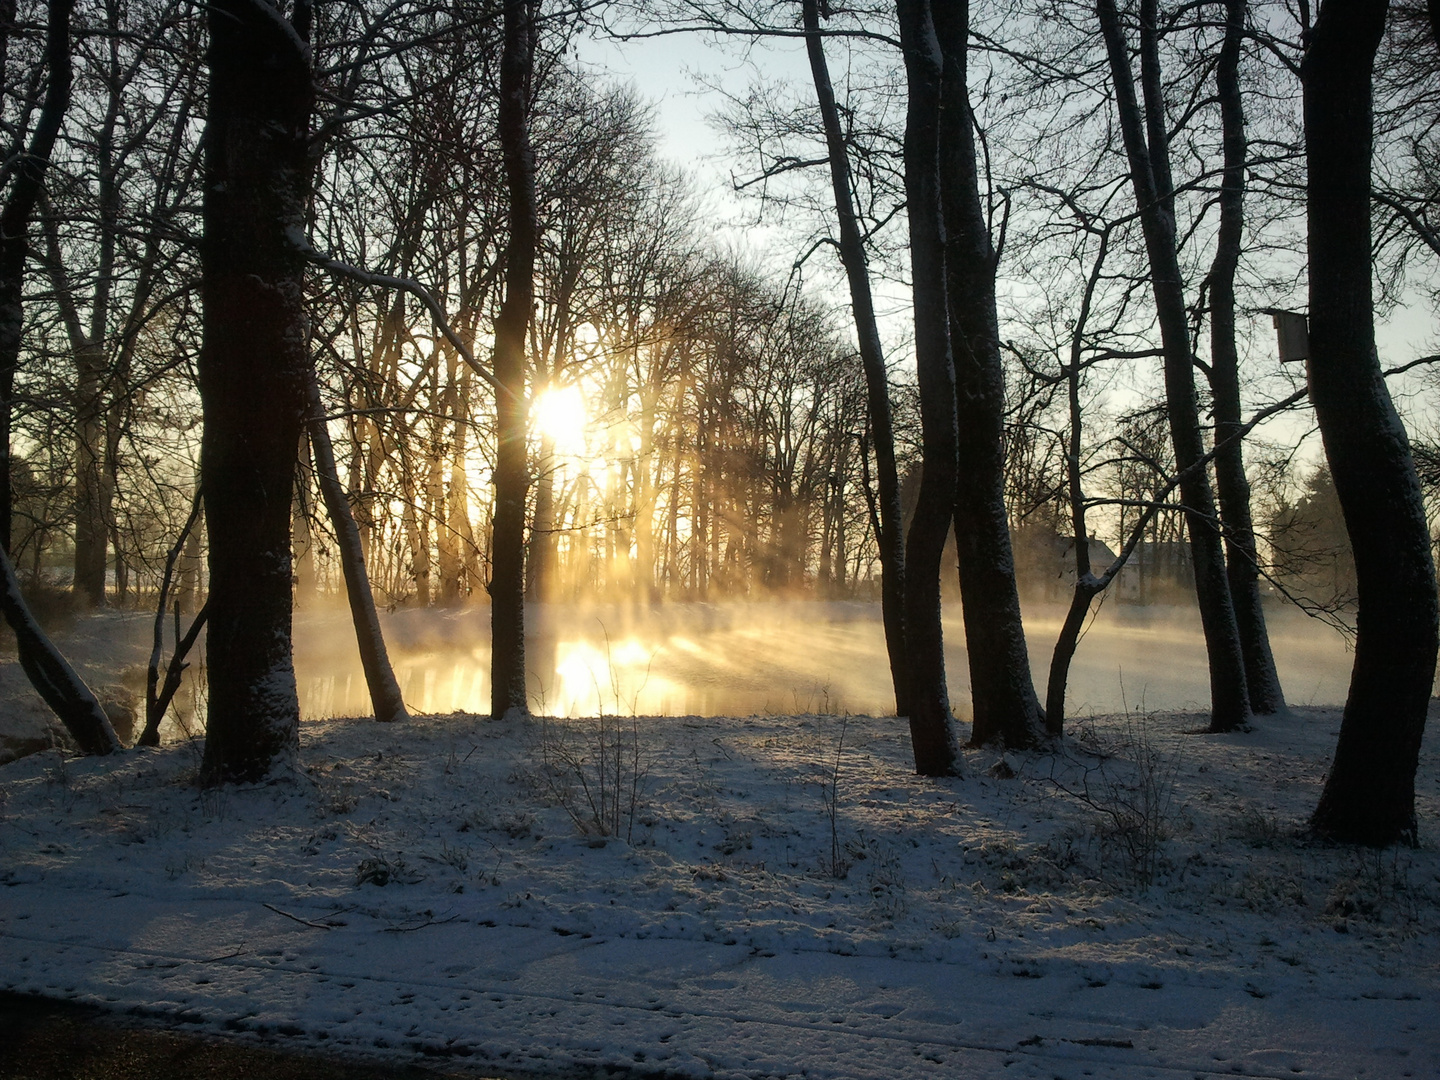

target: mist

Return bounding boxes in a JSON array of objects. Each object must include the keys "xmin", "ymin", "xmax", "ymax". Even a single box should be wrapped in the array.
[{"xmin": 288, "ymin": 599, "xmax": 1356, "ymax": 722}]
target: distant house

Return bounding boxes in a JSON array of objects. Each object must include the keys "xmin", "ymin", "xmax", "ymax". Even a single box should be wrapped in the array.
[
  {"xmin": 1016, "ymin": 526, "xmax": 1195, "ymax": 604},
  {"xmin": 1114, "ymin": 540, "xmax": 1194, "ymax": 603},
  {"xmin": 1014, "ymin": 527, "xmax": 1119, "ymax": 601}
]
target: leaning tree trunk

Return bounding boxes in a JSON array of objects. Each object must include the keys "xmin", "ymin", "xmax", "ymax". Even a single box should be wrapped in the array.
[
  {"xmin": 933, "ymin": 0, "xmax": 1046, "ymax": 749},
  {"xmin": 1045, "ymin": 229, "xmax": 1111, "ymax": 734},
  {"xmin": 197, "ymin": 0, "xmax": 313, "ymax": 785},
  {"xmin": 803, "ymin": 0, "xmax": 910, "ymax": 718},
  {"xmin": 307, "ymin": 366, "xmax": 409, "ymax": 724},
  {"xmin": 896, "ymin": 0, "xmax": 960, "ymax": 776},
  {"xmin": 0, "ymin": 0, "xmax": 120, "ymax": 755},
  {"xmin": 0, "ymin": 0, "xmax": 75, "ymax": 555},
  {"xmin": 490, "ymin": 0, "xmax": 537, "ymax": 720},
  {"xmin": 1207, "ymin": 0, "xmax": 1286, "ymax": 716},
  {"xmin": 1305, "ymin": 0, "xmax": 1438, "ymax": 845},
  {"xmin": 1, "ymin": 545, "xmax": 120, "ymax": 754},
  {"xmin": 1097, "ymin": 0, "xmax": 1252, "ymax": 733}
]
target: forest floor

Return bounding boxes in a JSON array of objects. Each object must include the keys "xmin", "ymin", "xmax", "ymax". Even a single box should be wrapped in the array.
[{"xmin": 1, "ymin": 649, "xmax": 1437, "ymax": 1078}]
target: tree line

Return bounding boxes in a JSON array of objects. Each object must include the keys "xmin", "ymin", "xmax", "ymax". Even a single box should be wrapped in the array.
[{"xmin": 0, "ymin": 0, "xmax": 1435, "ymax": 846}]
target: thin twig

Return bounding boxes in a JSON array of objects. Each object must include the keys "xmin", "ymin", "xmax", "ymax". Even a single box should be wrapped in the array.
[
  {"xmin": 382, "ymin": 912, "xmax": 459, "ymax": 933},
  {"xmin": 262, "ymin": 902, "xmax": 338, "ymax": 930}
]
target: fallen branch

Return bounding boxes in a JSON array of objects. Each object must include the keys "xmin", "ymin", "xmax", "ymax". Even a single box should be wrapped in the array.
[
  {"xmin": 382, "ymin": 912, "xmax": 459, "ymax": 933},
  {"xmin": 262, "ymin": 902, "xmax": 342, "ymax": 930}
]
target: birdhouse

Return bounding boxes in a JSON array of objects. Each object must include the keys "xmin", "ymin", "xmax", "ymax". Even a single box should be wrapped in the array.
[{"xmin": 1266, "ymin": 309, "xmax": 1309, "ymax": 363}]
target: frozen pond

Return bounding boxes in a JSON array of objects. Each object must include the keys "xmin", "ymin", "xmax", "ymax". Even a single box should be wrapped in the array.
[{"xmin": 293, "ymin": 599, "xmax": 1357, "ymax": 721}]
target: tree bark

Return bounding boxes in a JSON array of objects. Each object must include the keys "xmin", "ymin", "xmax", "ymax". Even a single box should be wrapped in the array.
[
  {"xmin": 1207, "ymin": 0, "xmax": 1286, "ymax": 716},
  {"xmin": 802, "ymin": 0, "xmax": 909, "ymax": 717},
  {"xmin": 490, "ymin": 0, "xmax": 537, "ymax": 720},
  {"xmin": 197, "ymin": 0, "xmax": 313, "ymax": 785},
  {"xmin": 307, "ymin": 367, "xmax": 409, "ymax": 723},
  {"xmin": 1305, "ymin": 0, "xmax": 1439, "ymax": 845},
  {"xmin": 1046, "ymin": 227, "xmax": 1110, "ymax": 734},
  {"xmin": 0, "ymin": 0, "xmax": 120, "ymax": 756},
  {"xmin": 896, "ymin": 0, "xmax": 960, "ymax": 776},
  {"xmin": 0, "ymin": 0, "xmax": 75, "ymax": 555},
  {"xmin": 1, "ymin": 543, "xmax": 120, "ymax": 755},
  {"xmin": 140, "ymin": 492, "xmax": 207, "ymax": 748},
  {"xmin": 933, "ymin": 0, "xmax": 1046, "ymax": 749},
  {"xmin": 1097, "ymin": 0, "xmax": 1252, "ymax": 732}
]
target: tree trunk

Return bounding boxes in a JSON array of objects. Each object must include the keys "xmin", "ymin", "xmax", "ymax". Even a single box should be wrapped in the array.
[
  {"xmin": 0, "ymin": 0, "xmax": 75, "ymax": 555},
  {"xmin": 445, "ymin": 364, "xmax": 475, "ymax": 601},
  {"xmin": 1044, "ymin": 224, "xmax": 1110, "ymax": 734},
  {"xmin": 1097, "ymin": 0, "xmax": 1252, "ymax": 733},
  {"xmin": 490, "ymin": 0, "xmax": 536, "ymax": 720},
  {"xmin": 0, "ymin": 0, "xmax": 120, "ymax": 755},
  {"xmin": 526, "ymin": 432, "xmax": 557, "ymax": 601},
  {"xmin": 803, "ymin": 0, "xmax": 909, "ymax": 715},
  {"xmin": 292, "ymin": 435, "xmax": 317, "ymax": 605},
  {"xmin": 1046, "ymin": 576, "xmax": 1103, "ymax": 730},
  {"xmin": 307, "ymin": 367, "xmax": 409, "ymax": 724},
  {"xmin": 1207, "ymin": 0, "xmax": 1286, "ymax": 716},
  {"xmin": 197, "ymin": 0, "xmax": 312, "ymax": 786},
  {"xmin": 1, "ymin": 544, "xmax": 120, "ymax": 754},
  {"xmin": 73, "ymin": 340, "xmax": 109, "ymax": 606},
  {"xmin": 933, "ymin": 0, "xmax": 1046, "ymax": 749},
  {"xmin": 896, "ymin": 0, "xmax": 960, "ymax": 776},
  {"xmin": 1305, "ymin": 0, "xmax": 1439, "ymax": 845}
]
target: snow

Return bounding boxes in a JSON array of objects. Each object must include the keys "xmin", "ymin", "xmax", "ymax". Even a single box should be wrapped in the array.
[{"xmin": 2, "ymin": 691, "xmax": 1438, "ymax": 1079}]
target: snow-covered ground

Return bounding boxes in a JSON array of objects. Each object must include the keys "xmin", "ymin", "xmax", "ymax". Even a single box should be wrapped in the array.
[{"xmin": 2, "ymin": 696, "xmax": 1437, "ymax": 1079}]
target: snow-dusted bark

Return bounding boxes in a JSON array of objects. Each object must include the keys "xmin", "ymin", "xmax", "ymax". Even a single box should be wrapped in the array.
[
  {"xmin": 1305, "ymin": 0, "xmax": 1439, "ymax": 845},
  {"xmin": 306, "ymin": 367, "xmax": 408, "ymax": 725},
  {"xmin": 197, "ymin": 0, "xmax": 313, "ymax": 784},
  {"xmin": 933, "ymin": 0, "xmax": 1046, "ymax": 750},
  {"xmin": 1, "ymin": 545, "xmax": 120, "ymax": 755},
  {"xmin": 896, "ymin": 0, "xmax": 961, "ymax": 776}
]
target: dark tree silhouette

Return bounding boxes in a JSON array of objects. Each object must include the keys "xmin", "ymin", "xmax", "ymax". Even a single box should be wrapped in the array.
[
  {"xmin": 1205, "ymin": 0, "xmax": 1286, "ymax": 716},
  {"xmin": 896, "ymin": 0, "xmax": 960, "ymax": 775},
  {"xmin": 1096, "ymin": 0, "xmax": 1252, "ymax": 733},
  {"xmin": 0, "ymin": 0, "xmax": 76, "ymax": 555},
  {"xmin": 0, "ymin": 0, "xmax": 120, "ymax": 756},
  {"xmin": 1305, "ymin": 0, "xmax": 1439, "ymax": 845},
  {"xmin": 491, "ymin": 0, "xmax": 538, "ymax": 720},
  {"xmin": 933, "ymin": 0, "xmax": 1046, "ymax": 749},
  {"xmin": 197, "ymin": 0, "xmax": 313, "ymax": 785},
  {"xmin": 802, "ymin": 0, "xmax": 910, "ymax": 718}
]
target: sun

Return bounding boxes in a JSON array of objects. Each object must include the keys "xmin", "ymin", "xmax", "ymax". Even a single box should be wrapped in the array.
[{"xmin": 531, "ymin": 384, "xmax": 589, "ymax": 456}]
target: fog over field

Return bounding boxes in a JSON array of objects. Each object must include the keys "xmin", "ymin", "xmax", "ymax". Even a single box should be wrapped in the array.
[{"xmin": 288, "ymin": 600, "xmax": 1357, "ymax": 723}]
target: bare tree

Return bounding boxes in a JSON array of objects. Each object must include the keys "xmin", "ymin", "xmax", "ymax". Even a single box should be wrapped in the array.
[
  {"xmin": 0, "ymin": 0, "xmax": 121, "ymax": 756},
  {"xmin": 1305, "ymin": 0, "xmax": 1438, "ymax": 845},
  {"xmin": 1, "ymin": 0, "xmax": 76, "ymax": 555},
  {"xmin": 896, "ymin": 0, "xmax": 960, "ymax": 775},
  {"xmin": 933, "ymin": 0, "xmax": 1046, "ymax": 748},
  {"xmin": 490, "ymin": 0, "xmax": 538, "ymax": 720},
  {"xmin": 1202, "ymin": 0, "xmax": 1286, "ymax": 715},
  {"xmin": 197, "ymin": 0, "xmax": 313, "ymax": 785},
  {"xmin": 306, "ymin": 365, "xmax": 409, "ymax": 724},
  {"xmin": 802, "ymin": 0, "xmax": 909, "ymax": 715},
  {"xmin": 1096, "ymin": 0, "xmax": 1252, "ymax": 733}
]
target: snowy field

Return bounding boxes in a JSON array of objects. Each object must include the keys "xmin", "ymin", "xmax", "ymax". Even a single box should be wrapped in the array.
[{"xmin": 2, "ymin": 699, "xmax": 1438, "ymax": 1079}]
